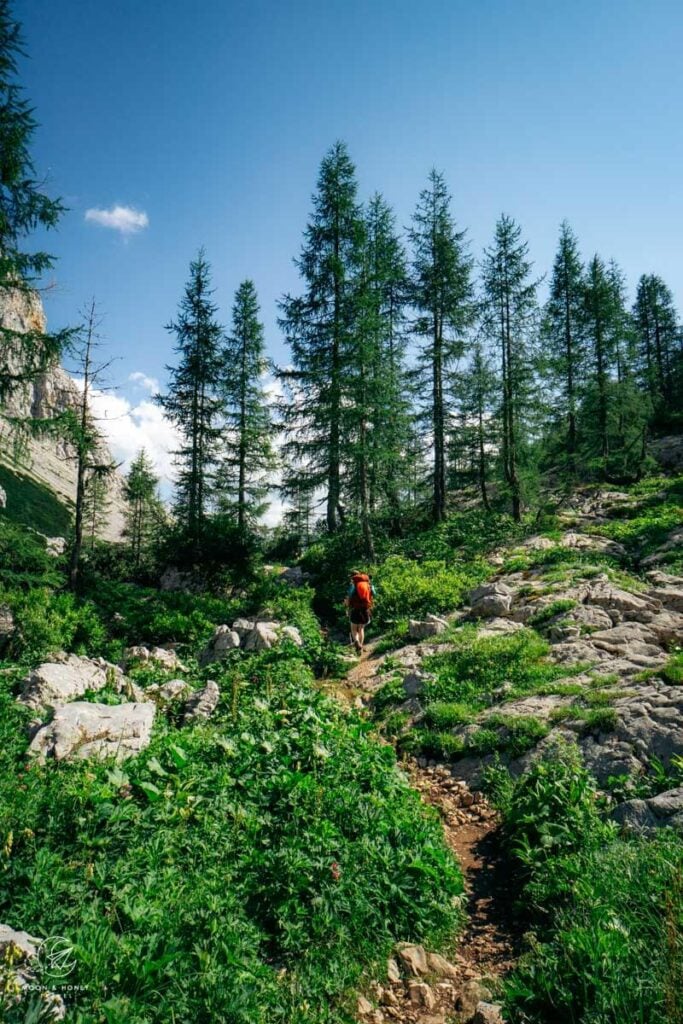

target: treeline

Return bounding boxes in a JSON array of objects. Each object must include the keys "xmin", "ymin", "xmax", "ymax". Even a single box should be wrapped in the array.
[
  {"xmin": 158, "ymin": 141, "xmax": 682, "ymax": 560},
  {"xmin": 1, "ymin": 0, "xmax": 681, "ymax": 572}
]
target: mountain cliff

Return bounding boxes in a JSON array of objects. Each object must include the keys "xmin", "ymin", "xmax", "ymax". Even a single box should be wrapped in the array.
[{"xmin": 0, "ymin": 287, "xmax": 127, "ymax": 540}]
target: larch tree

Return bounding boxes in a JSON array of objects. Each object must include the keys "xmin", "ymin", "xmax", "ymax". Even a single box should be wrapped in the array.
[
  {"xmin": 582, "ymin": 255, "xmax": 617, "ymax": 470},
  {"xmin": 633, "ymin": 274, "xmax": 679, "ymax": 408},
  {"xmin": 409, "ymin": 169, "xmax": 473, "ymax": 523},
  {"xmin": 0, "ymin": 0, "xmax": 69, "ymax": 401},
  {"xmin": 452, "ymin": 341, "xmax": 498, "ymax": 511},
  {"xmin": 217, "ymin": 279, "xmax": 276, "ymax": 529},
  {"xmin": 542, "ymin": 221, "xmax": 586, "ymax": 477},
  {"xmin": 363, "ymin": 194, "xmax": 412, "ymax": 522},
  {"xmin": 60, "ymin": 299, "xmax": 116, "ymax": 590},
  {"xmin": 124, "ymin": 448, "xmax": 162, "ymax": 570},
  {"xmin": 344, "ymin": 195, "xmax": 411, "ymax": 556},
  {"xmin": 480, "ymin": 215, "xmax": 538, "ymax": 521},
  {"xmin": 279, "ymin": 141, "xmax": 362, "ymax": 534},
  {"xmin": 155, "ymin": 251, "xmax": 224, "ymax": 546}
]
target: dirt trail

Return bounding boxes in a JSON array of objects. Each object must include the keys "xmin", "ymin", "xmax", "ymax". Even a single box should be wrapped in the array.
[{"xmin": 341, "ymin": 641, "xmax": 520, "ymax": 1008}]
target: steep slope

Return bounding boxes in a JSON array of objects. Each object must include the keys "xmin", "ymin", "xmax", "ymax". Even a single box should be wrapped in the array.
[{"xmin": 0, "ymin": 287, "xmax": 127, "ymax": 540}]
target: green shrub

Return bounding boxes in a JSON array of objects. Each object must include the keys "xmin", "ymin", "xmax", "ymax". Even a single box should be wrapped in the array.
[
  {"xmin": 505, "ymin": 833, "xmax": 683, "ymax": 1024},
  {"xmin": 0, "ymin": 648, "xmax": 464, "ymax": 1024},
  {"xmin": 527, "ymin": 598, "xmax": 577, "ymax": 627},
  {"xmin": 503, "ymin": 741, "xmax": 613, "ymax": 908},
  {"xmin": 424, "ymin": 701, "xmax": 473, "ymax": 730}
]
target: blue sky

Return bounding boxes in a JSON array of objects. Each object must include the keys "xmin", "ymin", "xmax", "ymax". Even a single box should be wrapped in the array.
[{"xmin": 17, "ymin": 0, "xmax": 683, "ymax": 481}]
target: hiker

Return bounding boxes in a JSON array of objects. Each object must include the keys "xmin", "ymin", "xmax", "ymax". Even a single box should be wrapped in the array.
[{"xmin": 345, "ymin": 570, "xmax": 374, "ymax": 654}]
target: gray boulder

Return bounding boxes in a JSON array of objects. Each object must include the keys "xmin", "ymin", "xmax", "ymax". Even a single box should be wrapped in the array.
[
  {"xmin": 232, "ymin": 617, "xmax": 256, "ymax": 638},
  {"xmin": 19, "ymin": 654, "xmax": 125, "ymax": 712},
  {"xmin": 613, "ymin": 786, "xmax": 683, "ymax": 832},
  {"xmin": 408, "ymin": 614, "xmax": 448, "ymax": 640},
  {"xmin": 28, "ymin": 701, "xmax": 156, "ymax": 761},
  {"xmin": 469, "ymin": 582, "xmax": 513, "ymax": 619},
  {"xmin": 244, "ymin": 621, "xmax": 280, "ymax": 651},
  {"xmin": 182, "ymin": 679, "xmax": 220, "ymax": 724},
  {"xmin": 0, "ymin": 484, "xmax": 6, "ymax": 508},
  {"xmin": 200, "ymin": 625, "xmax": 241, "ymax": 666},
  {"xmin": 145, "ymin": 678, "xmax": 191, "ymax": 705},
  {"xmin": 0, "ymin": 924, "xmax": 65, "ymax": 1020},
  {"xmin": 123, "ymin": 645, "xmax": 186, "ymax": 672},
  {"xmin": 281, "ymin": 625, "xmax": 304, "ymax": 646}
]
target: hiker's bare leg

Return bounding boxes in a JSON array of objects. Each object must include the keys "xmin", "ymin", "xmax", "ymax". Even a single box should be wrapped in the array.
[{"xmin": 357, "ymin": 624, "xmax": 365, "ymax": 649}]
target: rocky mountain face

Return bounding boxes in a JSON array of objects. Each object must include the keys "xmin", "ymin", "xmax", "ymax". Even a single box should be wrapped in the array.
[{"xmin": 0, "ymin": 287, "xmax": 126, "ymax": 540}]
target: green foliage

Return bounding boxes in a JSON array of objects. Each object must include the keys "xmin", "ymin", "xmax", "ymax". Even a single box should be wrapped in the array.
[
  {"xmin": 3, "ymin": 588, "xmax": 107, "ymax": 662},
  {"xmin": 0, "ymin": 647, "xmax": 463, "ymax": 1023},
  {"xmin": 0, "ymin": 518, "xmax": 64, "ymax": 589},
  {"xmin": 527, "ymin": 598, "xmax": 577, "ymax": 627},
  {"xmin": 371, "ymin": 554, "xmax": 485, "ymax": 624},
  {"xmin": 503, "ymin": 741, "xmax": 614, "ymax": 908},
  {"xmin": 376, "ymin": 628, "xmax": 581, "ymax": 762},
  {"xmin": 505, "ymin": 832, "xmax": 683, "ymax": 1024},
  {"xmin": 0, "ymin": 465, "xmax": 72, "ymax": 538}
]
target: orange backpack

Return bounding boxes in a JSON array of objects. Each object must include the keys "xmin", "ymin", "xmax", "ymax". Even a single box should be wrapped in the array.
[{"xmin": 350, "ymin": 574, "xmax": 373, "ymax": 611}]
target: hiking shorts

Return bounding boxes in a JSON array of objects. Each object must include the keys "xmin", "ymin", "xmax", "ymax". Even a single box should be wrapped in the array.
[{"xmin": 349, "ymin": 607, "xmax": 371, "ymax": 626}]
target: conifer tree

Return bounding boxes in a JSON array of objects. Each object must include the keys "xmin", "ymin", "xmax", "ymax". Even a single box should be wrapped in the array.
[
  {"xmin": 83, "ymin": 472, "xmax": 110, "ymax": 550},
  {"xmin": 124, "ymin": 449, "xmax": 162, "ymax": 570},
  {"xmin": 409, "ymin": 170, "xmax": 474, "ymax": 522},
  {"xmin": 582, "ymin": 255, "xmax": 616, "ymax": 469},
  {"xmin": 217, "ymin": 280, "xmax": 276, "ymax": 529},
  {"xmin": 481, "ymin": 215, "xmax": 538, "ymax": 521},
  {"xmin": 60, "ymin": 300, "xmax": 115, "ymax": 590},
  {"xmin": 363, "ymin": 194, "xmax": 412, "ymax": 521},
  {"xmin": 452, "ymin": 341, "xmax": 497, "ymax": 510},
  {"xmin": 542, "ymin": 222, "xmax": 586, "ymax": 476},
  {"xmin": 633, "ymin": 274, "xmax": 679, "ymax": 408},
  {"xmin": 343, "ymin": 195, "xmax": 412, "ymax": 555},
  {"xmin": 279, "ymin": 141, "xmax": 362, "ymax": 534},
  {"xmin": 0, "ymin": 0, "xmax": 68, "ymax": 400},
  {"xmin": 156, "ymin": 251, "xmax": 224, "ymax": 546}
]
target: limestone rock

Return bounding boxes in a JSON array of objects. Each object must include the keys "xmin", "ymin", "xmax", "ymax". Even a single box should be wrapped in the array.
[
  {"xmin": 28, "ymin": 701, "xmax": 155, "ymax": 761},
  {"xmin": 386, "ymin": 957, "xmax": 401, "ymax": 983},
  {"xmin": 477, "ymin": 617, "xmax": 525, "ymax": 638},
  {"xmin": 409, "ymin": 615, "xmax": 448, "ymax": 639},
  {"xmin": 244, "ymin": 621, "xmax": 280, "ymax": 651},
  {"xmin": 468, "ymin": 582, "xmax": 513, "ymax": 619},
  {"xmin": 19, "ymin": 654, "xmax": 124, "ymax": 712},
  {"xmin": 0, "ymin": 924, "xmax": 66, "ymax": 1021},
  {"xmin": 281, "ymin": 625, "xmax": 304, "ymax": 646},
  {"xmin": 407, "ymin": 981, "xmax": 436, "ymax": 1009},
  {"xmin": 397, "ymin": 943, "xmax": 429, "ymax": 976},
  {"xmin": 0, "ymin": 286, "xmax": 127, "ymax": 542},
  {"xmin": 123, "ymin": 645, "xmax": 186, "ymax": 672},
  {"xmin": 200, "ymin": 625, "xmax": 241, "ymax": 665},
  {"xmin": 455, "ymin": 980, "xmax": 492, "ymax": 1019},
  {"xmin": 145, "ymin": 679, "xmax": 191, "ymax": 705},
  {"xmin": 613, "ymin": 786, "xmax": 683, "ymax": 832},
  {"xmin": 232, "ymin": 617, "xmax": 256, "ymax": 638},
  {"xmin": 426, "ymin": 951, "xmax": 458, "ymax": 979},
  {"xmin": 472, "ymin": 1002, "xmax": 505, "ymax": 1024},
  {"xmin": 182, "ymin": 679, "xmax": 220, "ymax": 724},
  {"xmin": 45, "ymin": 535, "xmax": 67, "ymax": 556},
  {"xmin": 0, "ymin": 923, "xmax": 40, "ymax": 959}
]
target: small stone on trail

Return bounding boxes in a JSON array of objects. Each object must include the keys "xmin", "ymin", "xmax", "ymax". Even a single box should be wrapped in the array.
[{"xmin": 397, "ymin": 943, "xmax": 429, "ymax": 976}]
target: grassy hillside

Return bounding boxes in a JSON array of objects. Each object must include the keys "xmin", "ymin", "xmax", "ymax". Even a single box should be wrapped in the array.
[
  {"xmin": 0, "ymin": 463, "xmax": 72, "ymax": 538},
  {"xmin": 0, "ymin": 527, "xmax": 463, "ymax": 1024}
]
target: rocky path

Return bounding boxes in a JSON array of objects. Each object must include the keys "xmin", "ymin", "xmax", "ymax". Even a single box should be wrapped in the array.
[{"xmin": 343, "ymin": 647, "xmax": 515, "ymax": 1023}]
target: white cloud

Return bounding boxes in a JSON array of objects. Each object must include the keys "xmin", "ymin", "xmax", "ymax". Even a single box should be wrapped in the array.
[
  {"xmin": 86, "ymin": 385, "xmax": 179, "ymax": 495},
  {"xmin": 128, "ymin": 371, "xmax": 159, "ymax": 393},
  {"xmin": 85, "ymin": 204, "xmax": 149, "ymax": 236}
]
